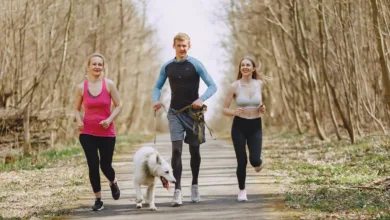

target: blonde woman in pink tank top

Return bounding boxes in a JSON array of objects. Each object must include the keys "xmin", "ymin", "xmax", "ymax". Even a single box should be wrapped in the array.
[
  {"xmin": 74, "ymin": 53, "xmax": 122, "ymax": 211},
  {"xmin": 222, "ymin": 56, "xmax": 266, "ymax": 202}
]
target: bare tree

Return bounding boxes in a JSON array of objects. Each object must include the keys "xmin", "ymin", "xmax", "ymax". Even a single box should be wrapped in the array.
[
  {"xmin": 217, "ymin": 0, "xmax": 390, "ymax": 143},
  {"xmin": 0, "ymin": 0, "xmax": 160, "ymax": 156},
  {"xmin": 371, "ymin": 0, "xmax": 390, "ymax": 108}
]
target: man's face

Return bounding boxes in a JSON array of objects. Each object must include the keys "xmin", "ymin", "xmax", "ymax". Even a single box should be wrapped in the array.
[{"xmin": 173, "ymin": 39, "xmax": 190, "ymax": 59}]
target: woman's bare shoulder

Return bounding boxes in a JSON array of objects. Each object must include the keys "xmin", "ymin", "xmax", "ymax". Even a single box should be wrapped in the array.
[
  {"xmin": 75, "ymin": 82, "xmax": 84, "ymax": 95},
  {"xmin": 231, "ymin": 80, "xmax": 242, "ymax": 88},
  {"xmin": 105, "ymin": 78, "xmax": 114, "ymax": 84},
  {"xmin": 228, "ymin": 81, "xmax": 240, "ymax": 93},
  {"xmin": 256, "ymin": 79, "xmax": 263, "ymax": 86},
  {"xmin": 76, "ymin": 82, "xmax": 84, "ymax": 90}
]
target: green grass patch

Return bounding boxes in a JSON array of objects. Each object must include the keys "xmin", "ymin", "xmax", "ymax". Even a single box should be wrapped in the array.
[
  {"xmin": 267, "ymin": 133, "xmax": 390, "ymax": 218},
  {"xmin": 0, "ymin": 147, "xmax": 84, "ymax": 172},
  {"xmin": 285, "ymin": 187, "xmax": 389, "ymax": 214},
  {"xmin": 41, "ymin": 148, "xmax": 84, "ymax": 160},
  {"xmin": 115, "ymin": 133, "xmax": 152, "ymax": 151},
  {"xmin": 0, "ymin": 133, "xmax": 151, "ymax": 172}
]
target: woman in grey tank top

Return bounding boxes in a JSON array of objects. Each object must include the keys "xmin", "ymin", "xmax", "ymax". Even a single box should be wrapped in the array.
[{"xmin": 222, "ymin": 56, "xmax": 266, "ymax": 202}]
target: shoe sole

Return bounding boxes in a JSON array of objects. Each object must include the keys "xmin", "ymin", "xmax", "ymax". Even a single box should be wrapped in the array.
[
  {"xmin": 172, "ymin": 203, "xmax": 182, "ymax": 207},
  {"xmin": 111, "ymin": 181, "xmax": 120, "ymax": 200},
  {"xmin": 92, "ymin": 206, "xmax": 104, "ymax": 211},
  {"xmin": 255, "ymin": 164, "xmax": 264, "ymax": 172}
]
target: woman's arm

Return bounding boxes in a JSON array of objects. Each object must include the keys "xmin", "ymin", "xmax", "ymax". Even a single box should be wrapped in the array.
[
  {"xmin": 222, "ymin": 83, "xmax": 240, "ymax": 117},
  {"xmin": 257, "ymin": 79, "xmax": 266, "ymax": 115},
  {"xmin": 107, "ymin": 79, "xmax": 122, "ymax": 122},
  {"xmin": 74, "ymin": 83, "xmax": 84, "ymax": 131}
]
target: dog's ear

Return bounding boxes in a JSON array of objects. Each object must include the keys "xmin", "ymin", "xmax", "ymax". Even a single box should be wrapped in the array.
[{"xmin": 156, "ymin": 154, "xmax": 161, "ymax": 165}]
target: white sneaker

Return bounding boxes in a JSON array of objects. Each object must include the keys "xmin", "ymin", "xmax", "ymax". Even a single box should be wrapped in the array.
[
  {"xmin": 237, "ymin": 189, "xmax": 248, "ymax": 202},
  {"xmin": 191, "ymin": 185, "xmax": 200, "ymax": 203},
  {"xmin": 172, "ymin": 189, "xmax": 183, "ymax": 207}
]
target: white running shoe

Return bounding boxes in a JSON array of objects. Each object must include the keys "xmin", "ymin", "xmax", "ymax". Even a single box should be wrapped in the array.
[
  {"xmin": 237, "ymin": 189, "xmax": 248, "ymax": 202},
  {"xmin": 191, "ymin": 185, "xmax": 200, "ymax": 203},
  {"xmin": 172, "ymin": 189, "xmax": 183, "ymax": 207}
]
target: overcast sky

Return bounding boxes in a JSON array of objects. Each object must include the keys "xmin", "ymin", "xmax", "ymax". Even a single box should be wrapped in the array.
[{"xmin": 145, "ymin": 0, "xmax": 229, "ymax": 117}]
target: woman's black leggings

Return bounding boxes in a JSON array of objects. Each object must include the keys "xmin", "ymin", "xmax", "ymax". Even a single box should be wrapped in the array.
[
  {"xmin": 231, "ymin": 117, "xmax": 263, "ymax": 190},
  {"xmin": 79, "ymin": 134, "xmax": 116, "ymax": 193}
]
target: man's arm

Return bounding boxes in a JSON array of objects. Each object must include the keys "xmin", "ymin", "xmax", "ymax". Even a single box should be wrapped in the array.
[
  {"xmin": 192, "ymin": 59, "xmax": 217, "ymax": 101},
  {"xmin": 152, "ymin": 65, "xmax": 168, "ymax": 103}
]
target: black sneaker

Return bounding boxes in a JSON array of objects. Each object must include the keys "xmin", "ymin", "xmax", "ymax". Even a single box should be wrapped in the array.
[
  {"xmin": 110, "ymin": 181, "xmax": 120, "ymax": 200},
  {"xmin": 92, "ymin": 199, "xmax": 104, "ymax": 211}
]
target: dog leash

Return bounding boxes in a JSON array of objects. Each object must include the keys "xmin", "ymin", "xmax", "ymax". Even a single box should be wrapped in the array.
[
  {"xmin": 153, "ymin": 104, "xmax": 215, "ymax": 144},
  {"xmin": 154, "ymin": 105, "xmax": 168, "ymax": 144},
  {"xmin": 171, "ymin": 104, "xmax": 215, "ymax": 143}
]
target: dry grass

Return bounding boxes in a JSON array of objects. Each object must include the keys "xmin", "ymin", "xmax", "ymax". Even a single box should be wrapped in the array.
[
  {"xmin": 0, "ymin": 162, "xmax": 89, "ymax": 219},
  {"xmin": 0, "ymin": 134, "xmax": 150, "ymax": 219}
]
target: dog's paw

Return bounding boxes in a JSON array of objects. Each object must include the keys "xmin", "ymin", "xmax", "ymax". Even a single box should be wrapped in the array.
[
  {"xmin": 136, "ymin": 203, "xmax": 142, "ymax": 209},
  {"xmin": 149, "ymin": 206, "xmax": 157, "ymax": 211}
]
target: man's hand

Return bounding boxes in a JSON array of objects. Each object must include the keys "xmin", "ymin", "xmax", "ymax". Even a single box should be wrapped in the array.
[
  {"xmin": 258, "ymin": 104, "xmax": 266, "ymax": 114},
  {"xmin": 153, "ymin": 102, "xmax": 164, "ymax": 111},
  {"xmin": 192, "ymin": 99, "xmax": 203, "ymax": 109}
]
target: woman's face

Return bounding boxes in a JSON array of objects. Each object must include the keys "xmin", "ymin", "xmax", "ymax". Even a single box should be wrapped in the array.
[
  {"xmin": 88, "ymin": 56, "xmax": 104, "ymax": 76},
  {"xmin": 240, "ymin": 59, "xmax": 255, "ymax": 77}
]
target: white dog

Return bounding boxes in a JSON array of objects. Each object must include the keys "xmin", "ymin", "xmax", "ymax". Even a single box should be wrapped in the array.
[{"xmin": 133, "ymin": 146, "xmax": 176, "ymax": 211}]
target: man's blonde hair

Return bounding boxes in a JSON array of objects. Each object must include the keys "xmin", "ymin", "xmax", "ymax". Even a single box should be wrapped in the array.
[{"xmin": 173, "ymin": 32, "xmax": 190, "ymax": 44}]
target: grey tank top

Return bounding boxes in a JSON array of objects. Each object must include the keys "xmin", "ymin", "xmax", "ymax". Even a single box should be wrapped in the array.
[{"xmin": 235, "ymin": 80, "xmax": 262, "ymax": 109}]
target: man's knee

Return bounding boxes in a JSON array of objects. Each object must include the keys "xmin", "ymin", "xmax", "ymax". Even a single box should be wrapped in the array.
[
  {"xmin": 172, "ymin": 147, "xmax": 182, "ymax": 157},
  {"xmin": 172, "ymin": 140, "xmax": 183, "ymax": 154}
]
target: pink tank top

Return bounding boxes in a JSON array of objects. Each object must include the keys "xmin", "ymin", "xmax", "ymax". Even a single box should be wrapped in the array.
[{"xmin": 81, "ymin": 78, "xmax": 116, "ymax": 137}]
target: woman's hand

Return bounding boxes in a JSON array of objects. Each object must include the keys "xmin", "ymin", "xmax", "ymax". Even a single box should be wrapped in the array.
[
  {"xmin": 258, "ymin": 104, "xmax": 266, "ymax": 114},
  {"xmin": 99, "ymin": 118, "xmax": 112, "ymax": 129},
  {"xmin": 77, "ymin": 122, "xmax": 84, "ymax": 131},
  {"xmin": 234, "ymin": 108, "xmax": 244, "ymax": 116}
]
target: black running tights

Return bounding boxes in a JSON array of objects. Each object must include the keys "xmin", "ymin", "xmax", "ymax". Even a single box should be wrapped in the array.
[
  {"xmin": 171, "ymin": 140, "xmax": 201, "ymax": 190},
  {"xmin": 231, "ymin": 117, "xmax": 263, "ymax": 190},
  {"xmin": 79, "ymin": 134, "xmax": 116, "ymax": 193}
]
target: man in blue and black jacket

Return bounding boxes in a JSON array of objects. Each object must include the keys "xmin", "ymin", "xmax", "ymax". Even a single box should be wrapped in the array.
[{"xmin": 152, "ymin": 32, "xmax": 217, "ymax": 207}]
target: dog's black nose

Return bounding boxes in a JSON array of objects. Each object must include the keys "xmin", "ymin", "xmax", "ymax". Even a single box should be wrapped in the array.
[{"xmin": 172, "ymin": 181, "xmax": 176, "ymax": 183}]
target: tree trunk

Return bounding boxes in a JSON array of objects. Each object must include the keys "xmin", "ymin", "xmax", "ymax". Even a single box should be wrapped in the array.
[
  {"xmin": 294, "ymin": 0, "xmax": 327, "ymax": 140},
  {"xmin": 371, "ymin": 0, "xmax": 390, "ymax": 108},
  {"xmin": 23, "ymin": 105, "xmax": 31, "ymax": 156},
  {"xmin": 317, "ymin": 1, "xmax": 342, "ymax": 140}
]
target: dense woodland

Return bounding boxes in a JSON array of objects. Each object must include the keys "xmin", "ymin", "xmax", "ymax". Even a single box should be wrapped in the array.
[
  {"xmin": 0, "ymin": 0, "xmax": 160, "ymax": 156},
  {"xmin": 215, "ymin": 0, "xmax": 390, "ymax": 144},
  {"xmin": 1, "ymin": 0, "xmax": 390, "ymax": 159}
]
